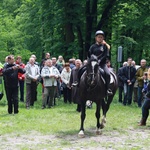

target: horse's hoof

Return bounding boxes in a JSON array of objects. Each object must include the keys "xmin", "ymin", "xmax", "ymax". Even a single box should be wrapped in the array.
[
  {"xmin": 102, "ymin": 117, "xmax": 106, "ymax": 124},
  {"xmin": 78, "ymin": 130, "xmax": 85, "ymax": 138},
  {"xmin": 96, "ymin": 128, "xmax": 102, "ymax": 135},
  {"xmin": 100, "ymin": 124, "xmax": 105, "ymax": 129}
]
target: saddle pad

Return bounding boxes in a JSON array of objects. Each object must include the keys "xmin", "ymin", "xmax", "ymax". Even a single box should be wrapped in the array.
[
  {"xmin": 110, "ymin": 74, "xmax": 114, "ymax": 84},
  {"xmin": 100, "ymin": 74, "xmax": 113, "ymax": 84}
]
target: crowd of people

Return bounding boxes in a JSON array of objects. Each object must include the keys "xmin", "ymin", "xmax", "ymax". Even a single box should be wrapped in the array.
[
  {"xmin": 117, "ymin": 58, "xmax": 150, "ymax": 126},
  {"xmin": 0, "ymin": 53, "xmax": 86, "ymax": 113},
  {"xmin": 0, "ymin": 30, "xmax": 150, "ymax": 127}
]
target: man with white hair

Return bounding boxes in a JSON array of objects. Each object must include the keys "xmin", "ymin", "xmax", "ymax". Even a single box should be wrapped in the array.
[
  {"xmin": 41, "ymin": 59, "xmax": 60, "ymax": 109},
  {"xmin": 25, "ymin": 57, "xmax": 40, "ymax": 109},
  {"xmin": 69, "ymin": 59, "xmax": 82, "ymax": 112}
]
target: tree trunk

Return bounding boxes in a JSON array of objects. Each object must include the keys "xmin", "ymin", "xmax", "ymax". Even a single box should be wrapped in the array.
[
  {"xmin": 76, "ymin": 25, "xmax": 84, "ymax": 60},
  {"xmin": 85, "ymin": 0, "xmax": 98, "ymax": 58},
  {"xmin": 96, "ymin": 0, "xmax": 116, "ymax": 30}
]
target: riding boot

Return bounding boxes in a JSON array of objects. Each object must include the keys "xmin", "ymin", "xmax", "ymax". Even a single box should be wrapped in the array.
[
  {"xmin": 138, "ymin": 118, "xmax": 146, "ymax": 126},
  {"xmin": 106, "ymin": 76, "xmax": 113, "ymax": 96},
  {"xmin": 145, "ymin": 91, "xmax": 150, "ymax": 98}
]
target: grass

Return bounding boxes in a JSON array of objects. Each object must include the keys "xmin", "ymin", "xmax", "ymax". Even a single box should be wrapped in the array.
[{"xmin": 0, "ymin": 84, "xmax": 150, "ymax": 150}]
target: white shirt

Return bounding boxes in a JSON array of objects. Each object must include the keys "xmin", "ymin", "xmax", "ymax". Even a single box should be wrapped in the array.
[{"xmin": 30, "ymin": 65, "xmax": 36, "ymax": 77}]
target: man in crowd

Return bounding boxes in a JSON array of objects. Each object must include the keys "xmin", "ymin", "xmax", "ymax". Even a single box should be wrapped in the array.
[
  {"xmin": 2, "ymin": 55, "xmax": 25, "ymax": 114},
  {"xmin": 117, "ymin": 61, "xmax": 128, "ymax": 103},
  {"xmin": 132, "ymin": 61, "xmax": 140, "ymax": 103},
  {"xmin": 122, "ymin": 57, "xmax": 136, "ymax": 105},
  {"xmin": 40, "ymin": 52, "xmax": 50, "ymax": 71},
  {"xmin": 136, "ymin": 59, "xmax": 148, "ymax": 107},
  {"xmin": 69, "ymin": 59, "xmax": 82, "ymax": 112},
  {"xmin": 41, "ymin": 59, "xmax": 60, "ymax": 109},
  {"xmin": 52, "ymin": 57, "xmax": 63, "ymax": 103},
  {"xmin": 25, "ymin": 57, "xmax": 40, "ymax": 109}
]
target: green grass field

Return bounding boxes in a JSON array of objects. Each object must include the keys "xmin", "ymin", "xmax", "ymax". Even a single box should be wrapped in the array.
[{"xmin": 0, "ymin": 84, "xmax": 150, "ymax": 150}]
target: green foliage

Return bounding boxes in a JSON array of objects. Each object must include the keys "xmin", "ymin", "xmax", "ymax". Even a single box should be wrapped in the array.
[{"xmin": 0, "ymin": 0, "xmax": 149, "ymax": 65}]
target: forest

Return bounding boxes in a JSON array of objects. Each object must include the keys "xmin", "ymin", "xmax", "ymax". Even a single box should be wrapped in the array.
[{"xmin": 0, "ymin": 0, "xmax": 150, "ymax": 69}]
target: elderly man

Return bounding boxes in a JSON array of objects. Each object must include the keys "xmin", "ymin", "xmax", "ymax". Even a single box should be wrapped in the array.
[
  {"xmin": 136, "ymin": 59, "xmax": 148, "ymax": 107},
  {"xmin": 41, "ymin": 59, "xmax": 60, "ymax": 109},
  {"xmin": 25, "ymin": 57, "xmax": 40, "ymax": 109},
  {"xmin": 69, "ymin": 59, "xmax": 82, "ymax": 112}
]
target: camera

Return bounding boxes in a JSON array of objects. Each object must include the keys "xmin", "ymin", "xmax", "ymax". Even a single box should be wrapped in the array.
[
  {"xmin": 16, "ymin": 64, "xmax": 20, "ymax": 68},
  {"xmin": 144, "ymin": 72, "xmax": 148, "ymax": 76}
]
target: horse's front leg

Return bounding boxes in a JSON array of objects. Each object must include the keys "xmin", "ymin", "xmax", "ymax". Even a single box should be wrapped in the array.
[
  {"xmin": 101, "ymin": 98, "xmax": 107, "ymax": 129},
  {"xmin": 78, "ymin": 102, "xmax": 86, "ymax": 138},
  {"xmin": 95, "ymin": 102, "xmax": 102, "ymax": 135}
]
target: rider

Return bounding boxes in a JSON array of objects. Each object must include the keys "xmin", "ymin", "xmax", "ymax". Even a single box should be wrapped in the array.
[{"xmin": 73, "ymin": 30, "xmax": 113, "ymax": 96}]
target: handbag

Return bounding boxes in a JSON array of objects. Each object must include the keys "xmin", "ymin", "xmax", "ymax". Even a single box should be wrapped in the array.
[{"xmin": 0, "ymin": 77, "xmax": 4, "ymax": 100}]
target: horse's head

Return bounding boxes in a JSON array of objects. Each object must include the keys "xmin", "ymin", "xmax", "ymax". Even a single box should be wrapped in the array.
[{"xmin": 86, "ymin": 54, "xmax": 99, "ymax": 86}]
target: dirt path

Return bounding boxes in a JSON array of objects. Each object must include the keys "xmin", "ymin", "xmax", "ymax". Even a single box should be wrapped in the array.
[{"xmin": 1, "ymin": 128, "xmax": 150, "ymax": 150}]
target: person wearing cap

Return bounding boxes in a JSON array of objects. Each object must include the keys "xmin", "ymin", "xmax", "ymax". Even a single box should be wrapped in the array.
[{"xmin": 73, "ymin": 30, "xmax": 112, "ymax": 96}]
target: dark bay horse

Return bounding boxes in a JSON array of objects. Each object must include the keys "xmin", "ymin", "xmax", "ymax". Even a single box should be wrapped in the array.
[{"xmin": 78, "ymin": 55, "xmax": 118, "ymax": 137}]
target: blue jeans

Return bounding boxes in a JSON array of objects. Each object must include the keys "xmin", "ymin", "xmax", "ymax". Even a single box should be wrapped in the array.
[
  {"xmin": 137, "ymin": 86, "xmax": 143, "ymax": 107},
  {"xmin": 142, "ymin": 99, "xmax": 150, "ymax": 121},
  {"xmin": 123, "ymin": 83, "xmax": 133, "ymax": 105}
]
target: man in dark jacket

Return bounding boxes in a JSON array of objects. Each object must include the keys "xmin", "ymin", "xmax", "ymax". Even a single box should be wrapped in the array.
[
  {"xmin": 69, "ymin": 59, "xmax": 82, "ymax": 112},
  {"xmin": 2, "ymin": 55, "xmax": 25, "ymax": 114},
  {"xmin": 117, "ymin": 62, "xmax": 128, "ymax": 103},
  {"xmin": 122, "ymin": 57, "xmax": 136, "ymax": 105}
]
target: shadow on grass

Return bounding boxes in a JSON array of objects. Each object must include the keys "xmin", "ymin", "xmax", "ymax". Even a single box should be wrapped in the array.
[{"xmin": 56, "ymin": 126, "xmax": 100, "ymax": 140}]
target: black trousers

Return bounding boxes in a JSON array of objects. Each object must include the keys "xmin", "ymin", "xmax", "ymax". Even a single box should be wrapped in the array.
[
  {"xmin": 19, "ymin": 80, "xmax": 24, "ymax": 102},
  {"xmin": 63, "ymin": 87, "xmax": 71, "ymax": 103},
  {"xmin": 118, "ymin": 86, "xmax": 124, "ymax": 102},
  {"xmin": 142, "ymin": 99, "xmax": 150, "ymax": 121},
  {"xmin": 6, "ymin": 87, "xmax": 19, "ymax": 114},
  {"xmin": 26, "ymin": 81, "xmax": 37, "ymax": 107}
]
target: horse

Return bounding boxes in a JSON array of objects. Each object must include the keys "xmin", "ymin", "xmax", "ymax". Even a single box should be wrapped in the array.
[{"xmin": 78, "ymin": 54, "xmax": 118, "ymax": 137}]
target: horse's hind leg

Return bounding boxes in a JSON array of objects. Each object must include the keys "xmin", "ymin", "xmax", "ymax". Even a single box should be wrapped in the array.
[
  {"xmin": 78, "ymin": 102, "xmax": 86, "ymax": 138},
  {"xmin": 95, "ymin": 103, "xmax": 101, "ymax": 135}
]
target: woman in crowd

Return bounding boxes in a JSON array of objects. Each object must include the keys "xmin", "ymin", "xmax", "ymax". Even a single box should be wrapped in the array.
[{"xmin": 61, "ymin": 63, "xmax": 72, "ymax": 104}]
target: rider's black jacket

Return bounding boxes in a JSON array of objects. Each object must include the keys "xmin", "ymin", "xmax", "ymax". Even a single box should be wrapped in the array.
[{"xmin": 88, "ymin": 43, "xmax": 108, "ymax": 65}]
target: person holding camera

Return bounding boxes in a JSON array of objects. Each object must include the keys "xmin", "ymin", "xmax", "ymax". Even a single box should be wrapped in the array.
[
  {"xmin": 138, "ymin": 71, "xmax": 150, "ymax": 126},
  {"xmin": 136, "ymin": 59, "xmax": 148, "ymax": 107},
  {"xmin": 2, "ymin": 55, "xmax": 25, "ymax": 114}
]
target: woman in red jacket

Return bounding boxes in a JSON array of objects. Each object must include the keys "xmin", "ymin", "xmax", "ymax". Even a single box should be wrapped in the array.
[{"xmin": 16, "ymin": 56, "xmax": 25, "ymax": 102}]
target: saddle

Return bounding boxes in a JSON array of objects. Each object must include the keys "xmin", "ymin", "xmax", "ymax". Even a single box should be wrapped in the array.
[{"xmin": 99, "ymin": 68, "xmax": 114, "ymax": 84}]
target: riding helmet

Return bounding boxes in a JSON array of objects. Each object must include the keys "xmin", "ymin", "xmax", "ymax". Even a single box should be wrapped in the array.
[{"xmin": 95, "ymin": 30, "xmax": 105, "ymax": 36}]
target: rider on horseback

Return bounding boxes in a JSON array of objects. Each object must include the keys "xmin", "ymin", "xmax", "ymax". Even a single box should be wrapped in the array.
[{"xmin": 72, "ymin": 30, "xmax": 113, "ymax": 96}]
